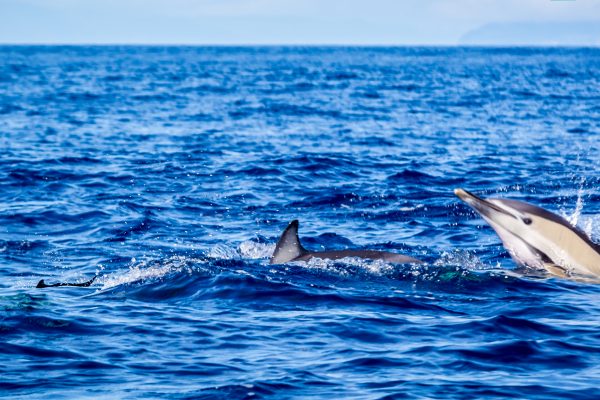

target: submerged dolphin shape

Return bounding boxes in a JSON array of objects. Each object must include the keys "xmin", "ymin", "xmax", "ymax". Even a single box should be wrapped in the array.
[
  {"xmin": 455, "ymin": 188, "xmax": 600, "ymax": 279},
  {"xmin": 269, "ymin": 220, "xmax": 422, "ymax": 265},
  {"xmin": 36, "ymin": 275, "xmax": 97, "ymax": 288}
]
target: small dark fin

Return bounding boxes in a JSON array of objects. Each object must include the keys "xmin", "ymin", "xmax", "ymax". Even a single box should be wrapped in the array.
[
  {"xmin": 36, "ymin": 275, "xmax": 97, "ymax": 289},
  {"xmin": 543, "ymin": 263, "xmax": 569, "ymax": 278},
  {"xmin": 269, "ymin": 220, "xmax": 309, "ymax": 264}
]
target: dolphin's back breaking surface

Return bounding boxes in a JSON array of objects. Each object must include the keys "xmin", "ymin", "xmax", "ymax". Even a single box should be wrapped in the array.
[
  {"xmin": 269, "ymin": 220, "xmax": 421, "ymax": 265},
  {"xmin": 295, "ymin": 250, "xmax": 421, "ymax": 264}
]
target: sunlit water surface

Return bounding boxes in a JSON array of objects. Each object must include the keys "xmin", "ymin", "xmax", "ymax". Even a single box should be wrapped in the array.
[{"xmin": 1, "ymin": 46, "xmax": 600, "ymax": 399}]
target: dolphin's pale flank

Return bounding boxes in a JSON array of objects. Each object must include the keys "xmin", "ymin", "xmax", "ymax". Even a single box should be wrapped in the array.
[
  {"xmin": 269, "ymin": 220, "xmax": 422, "ymax": 265},
  {"xmin": 455, "ymin": 188, "xmax": 600, "ymax": 279}
]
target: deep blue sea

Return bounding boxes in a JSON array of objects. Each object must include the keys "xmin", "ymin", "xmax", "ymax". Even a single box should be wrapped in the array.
[{"xmin": 1, "ymin": 46, "xmax": 600, "ymax": 399}]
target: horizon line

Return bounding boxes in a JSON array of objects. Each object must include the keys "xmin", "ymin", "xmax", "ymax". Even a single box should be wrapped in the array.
[{"xmin": 1, "ymin": 42, "xmax": 600, "ymax": 48}]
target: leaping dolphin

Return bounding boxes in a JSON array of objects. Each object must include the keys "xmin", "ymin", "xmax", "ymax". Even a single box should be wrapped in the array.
[
  {"xmin": 455, "ymin": 188, "xmax": 600, "ymax": 279},
  {"xmin": 270, "ymin": 220, "xmax": 422, "ymax": 265}
]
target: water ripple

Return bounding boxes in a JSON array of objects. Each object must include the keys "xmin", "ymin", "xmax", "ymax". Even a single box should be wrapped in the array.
[{"xmin": 1, "ymin": 46, "xmax": 600, "ymax": 399}]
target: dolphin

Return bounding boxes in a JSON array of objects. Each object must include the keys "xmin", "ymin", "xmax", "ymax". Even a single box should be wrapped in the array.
[
  {"xmin": 36, "ymin": 275, "xmax": 97, "ymax": 288},
  {"xmin": 270, "ymin": 220, "xmax": 422, "ymax": 265},
  {"xmin": 455, "ymin": 188, "xmax": 600, "ymax": 279}
]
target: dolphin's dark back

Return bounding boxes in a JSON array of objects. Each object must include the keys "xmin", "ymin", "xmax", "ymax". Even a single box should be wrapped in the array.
[
  {"xmin": 295, "ymin": 250, "xmax": 422, "ymax": 264},
  {"xmin": 270, "ymin": 220, "xmax": 422, "ymax": 265}
]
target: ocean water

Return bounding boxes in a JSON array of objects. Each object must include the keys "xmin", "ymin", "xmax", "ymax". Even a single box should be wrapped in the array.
[{"xmin": 1, "ymin": 46, "xmax": 600, "ymax": 399}]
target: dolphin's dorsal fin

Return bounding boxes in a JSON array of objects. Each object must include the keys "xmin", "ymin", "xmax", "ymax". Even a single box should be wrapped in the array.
[
  {"xmin": 543, "ymin": 263, "xmax": 569, "ymax": 278},
  {"xmin": 270, "ymin": 220, "xmax": 309, "ymax": 264}
]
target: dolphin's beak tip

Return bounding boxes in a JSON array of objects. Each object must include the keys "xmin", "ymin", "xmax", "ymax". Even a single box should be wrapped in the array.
[{"xmin": 454, "ymin": 188, "xmax": 465, "ymax": 198}]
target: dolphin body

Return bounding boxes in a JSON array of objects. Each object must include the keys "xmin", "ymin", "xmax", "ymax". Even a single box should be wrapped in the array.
[
  {"xmin": 455, "ymin": 188, "xmax": 600, "ymax": 279},
  {"xmin": 270, "ymin": 220, "xmax": 422, "ymax": 265},
  {"xmin": 36, "ymin": 275, "xmax": 97, "ymax": 288}
]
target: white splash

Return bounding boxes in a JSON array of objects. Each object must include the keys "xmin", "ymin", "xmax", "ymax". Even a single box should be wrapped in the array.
[
  {"xmin": 206, "ymin": 240, "xmax": 274, "ymax": 260},
  {"xmin": 238, "ymin": 240, "xmax": 275, "ymax": 259},
  {"xmin": 560, "ymin": 177, "xmax": 598, "ymax": 240},
  {"xmin": 434, "ymin": 249, "xmax": 490, "ymax": 270},
  {"xmin": 567, "ymin": 177, "xmax": 586, "ymax": 226},
  {"xmin": 99, "ymin": 255, "xmax": 199, "ymax": 290},
  {"xmin": 301, "ymin": 256, "xmax": 401, "ymax": 277},
  {"xmin": 207, "ymin": 243, "xmax": 241, "ymax": 260}
]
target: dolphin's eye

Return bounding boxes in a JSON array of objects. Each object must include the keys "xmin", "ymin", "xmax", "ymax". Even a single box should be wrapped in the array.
[{"xmin": 523, "ymin": 218, "xmax": 532, "ymax": 225}]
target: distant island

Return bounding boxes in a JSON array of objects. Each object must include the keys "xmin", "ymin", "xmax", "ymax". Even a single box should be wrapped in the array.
[{"xmin": 460, "ymin": 21, "xmax": 600, "ymax": 46}]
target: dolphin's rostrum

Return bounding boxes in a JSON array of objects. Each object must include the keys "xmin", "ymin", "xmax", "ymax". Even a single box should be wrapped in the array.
[
  {"xmin": 455, "ymin": 188, "xmax": 600, "ymax": 279},
  {"xmin": 270, "ymin": 220, "xmax": 422, "ymax": 265}
]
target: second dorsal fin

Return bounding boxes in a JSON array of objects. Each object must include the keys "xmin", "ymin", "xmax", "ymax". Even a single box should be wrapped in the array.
[{"xmin": 269, "ymin": 220, "xmax": 309, "ymax": 264}]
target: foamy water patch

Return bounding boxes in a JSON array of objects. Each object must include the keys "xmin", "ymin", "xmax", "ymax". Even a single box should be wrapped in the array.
[
  {"xmin": 206, "ymin": 240, "xmax": 274, "ymax": 260},
  {"xmin": 207, "ymin": 244, "xmax": 241, "ymax": 260},
  {"xmin": 434, "ymin": 249, "xmax": 491, "ymax": 270},
  {"xmin": 300, "ymin": 256, "xmax": 416, "ymax": 278},
  {"xmin": 293, "ymin": 255, "xmax": 487, "ymax": 285},
  {"xmin": 99, "ymin": 255, "xmax": 203, "ymax": 290},
  {"xmin": 238, "ymin": 240, "xmax": 275, "ymax": 259},
  {"xmin": 298, "ymin": 258, "xmax": 351, "ymax": 277}
]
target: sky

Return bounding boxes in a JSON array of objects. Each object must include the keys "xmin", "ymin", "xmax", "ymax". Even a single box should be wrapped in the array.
[{"xmin": 0, "ymin": 0, "xmax": 599, "ymax": 45}]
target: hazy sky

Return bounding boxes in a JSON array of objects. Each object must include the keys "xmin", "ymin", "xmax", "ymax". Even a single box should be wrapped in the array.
[{"xmin": 1, "ymin": 0, "xmax": 599, "ymax": 45}]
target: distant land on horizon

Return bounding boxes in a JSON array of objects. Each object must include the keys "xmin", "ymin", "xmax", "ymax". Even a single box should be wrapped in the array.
[{"xmin": 460, "ymin": 21, "xmax": 600, "ymax": 46}]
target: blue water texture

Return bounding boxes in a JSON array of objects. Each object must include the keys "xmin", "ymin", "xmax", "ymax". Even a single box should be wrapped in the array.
[{"xmin": 1, "ymin": 46, "xmax": 600, "ymax": 399}]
